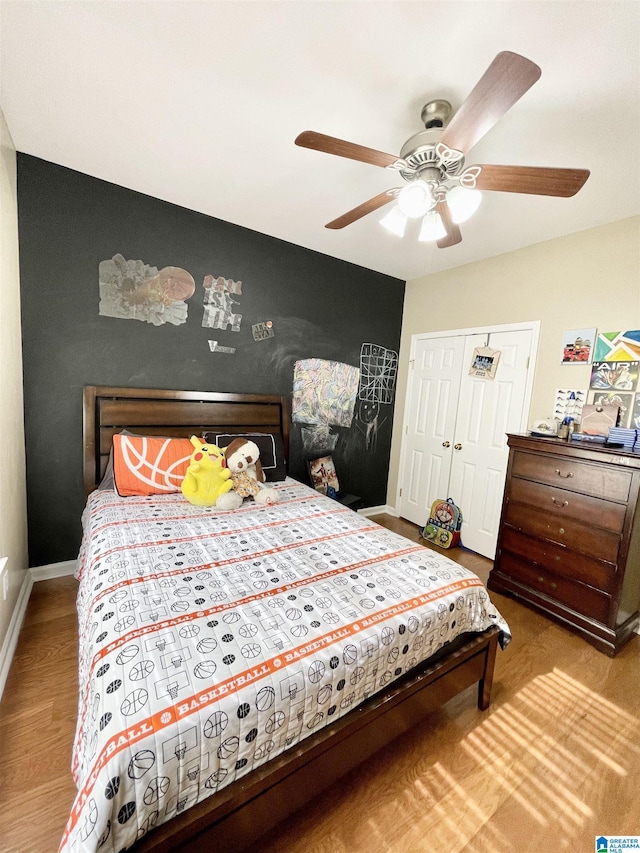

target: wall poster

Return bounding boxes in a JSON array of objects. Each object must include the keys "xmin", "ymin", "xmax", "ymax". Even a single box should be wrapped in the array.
[
  {"xmin": 561, "ymin": 328, "xmax": 596, "ymax": 364},
  {"xmin": 590, "ymin": 361, "xmax": 639, "ymax": 392},
  {"xmin": 594, "ymin": 330, "xmax": 640, "ymax": 362}
]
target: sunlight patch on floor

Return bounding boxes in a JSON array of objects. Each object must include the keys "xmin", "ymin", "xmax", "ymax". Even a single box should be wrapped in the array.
[{"xmin": 389, "ymin": 666, "xmax": 640, "ymax": 852}]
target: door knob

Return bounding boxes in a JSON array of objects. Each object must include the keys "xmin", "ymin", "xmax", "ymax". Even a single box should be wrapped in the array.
[
  {"xmin": 442, "ymin": 441, "xmax": 450, "ymax": 448},
  {"xmin": 454, "ymin": 443, "xmax": 462, "ymax": 450}
]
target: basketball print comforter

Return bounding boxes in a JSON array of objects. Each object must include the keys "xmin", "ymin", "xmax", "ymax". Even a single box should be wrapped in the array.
[{"xmin": 61, "ymin": 479, "xmax": 510, "ymax": 852}]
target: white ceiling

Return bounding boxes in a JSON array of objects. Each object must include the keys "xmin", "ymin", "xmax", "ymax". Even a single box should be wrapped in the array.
[{"xmin": 1, "ymin": 1, "xmax": 639, "ymax": 281}]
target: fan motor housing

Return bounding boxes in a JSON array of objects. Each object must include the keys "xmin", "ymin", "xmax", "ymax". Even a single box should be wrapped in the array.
[{"xmin": 399, "ymin": 128, "xmax": 465, "ymax": 183}]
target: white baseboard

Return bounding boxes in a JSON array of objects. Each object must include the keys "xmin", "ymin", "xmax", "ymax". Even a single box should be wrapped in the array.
[
  {"xmin": 30, "ymin": 559, "xmax": 77, "ymax": 582},
  {"xmin": 0, "ymin": 570, "xmax": 33, "ymax": 702},
  {"xmin": 358, "ymin": 504, "xmax": 398, "ymax": 518}
]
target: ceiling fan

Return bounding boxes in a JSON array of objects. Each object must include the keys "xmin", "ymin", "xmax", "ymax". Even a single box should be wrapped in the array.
[{"xmin": 295, "ymin": 51, "xmax": 590, "ymax": 248}]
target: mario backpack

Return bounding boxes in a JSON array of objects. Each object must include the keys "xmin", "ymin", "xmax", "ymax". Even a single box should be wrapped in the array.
[{"xmin": 420, "ymin": 497, "xmax": 463, "ymax": 549}]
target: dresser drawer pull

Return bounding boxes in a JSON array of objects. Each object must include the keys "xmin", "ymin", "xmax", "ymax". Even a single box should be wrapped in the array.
[
  {"xmin": 537, "ymin": 575, "xmax": 558, "ymax": 590},
  {"xmin": 551, "ymin": 497, "xmax": 569, "ymax": 508},
  {"xmin": 555, "ymin": 469, "xmax": 574, "ymax": 479}
]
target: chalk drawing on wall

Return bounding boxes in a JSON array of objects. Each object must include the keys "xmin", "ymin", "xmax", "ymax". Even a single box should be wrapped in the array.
[
  {"xmin": 99, "ymin": 254, "xmax": 195, "ymax": 326},
  {"xmin": 202, "ymin": 275, "xmax": 242, "ymax": 331},
  {"xmin": 352, "ymin": 344, "xmax": 398, "ymax": 453},
  {"xmin": 300, "ymin": 425, "xmax": 339, "ymax": 455},
  {"xmin": 354, "ymin": 399, "xmax": 383, "ymax": 453},
  {"xmin": 292, "ymin": 358, "xmax": 360, "ymax": 429},
  {"xmin": 358, "ymin": 343, "xmax": 398, "ymax": 405}
]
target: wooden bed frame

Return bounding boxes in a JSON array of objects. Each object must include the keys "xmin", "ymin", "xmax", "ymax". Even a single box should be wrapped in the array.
[{"xmin": 82, "ymin": 385, "xmax": 501, "ymax": 852}]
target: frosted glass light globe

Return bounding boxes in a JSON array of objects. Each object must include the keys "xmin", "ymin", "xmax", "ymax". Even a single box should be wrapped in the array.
[
  {"xmin": 397, "ymin": 181, "xmax": 433, "ymax": 218},
  {"xmin": 418, "ymin": 211, "xmax": 447, "ymax": 242},
  {"xmin": 380, "ymin": 205, "xmax": 407, "ymax": 237},
  {"xmin": 447, "ymin": 186, "xmax": 482, "ymax": 223}
]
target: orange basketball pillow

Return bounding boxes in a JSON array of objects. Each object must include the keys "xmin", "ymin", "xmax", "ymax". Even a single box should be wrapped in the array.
[{"xmin": 112, "ymin": 434, "xmax": 193, "ymax": 496}]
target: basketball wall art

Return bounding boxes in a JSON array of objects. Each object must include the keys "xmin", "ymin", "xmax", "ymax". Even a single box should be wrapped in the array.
[{"xmin": 99, "ymin": 254, "xmax": 196, "ymax": 326}]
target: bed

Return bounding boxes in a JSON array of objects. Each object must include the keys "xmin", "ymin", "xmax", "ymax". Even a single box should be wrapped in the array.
[{"xmin": 62, "ymin": 386, "xmax": 509, "ymax": 853}]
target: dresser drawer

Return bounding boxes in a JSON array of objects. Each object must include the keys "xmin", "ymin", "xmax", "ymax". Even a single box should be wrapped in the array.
[
  {"xmin": 504, "ymin": 501, "xmax": 621, "ymax": 564},
  {"xmin": 511, "ymin": 450, "xmax": 631, "ymax": 502},
  {"xmin": 501, "ymin": 527, "xmax": 617, "ymax": 592},
  {"xmin": 508, "ymin": 477, "xmax": 626, "ymax": 534},
  {"xmin": 498, "ymin": 551, "xmax": 612, "ymax": 624}
]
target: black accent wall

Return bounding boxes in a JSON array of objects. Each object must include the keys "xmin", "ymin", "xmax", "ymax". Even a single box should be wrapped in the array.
[{"xmin": 17, "ymin": 154, "xmax": 405, "ymax": 567}]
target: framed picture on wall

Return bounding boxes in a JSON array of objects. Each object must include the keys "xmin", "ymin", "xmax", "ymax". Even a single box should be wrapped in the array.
[
  {"xmin": 561, "ymin": 328, "xmax": 596, "ymax": 364},
  {"xmin": 307, "ymin": 455, "xmax": 340, "ymax": 497}
]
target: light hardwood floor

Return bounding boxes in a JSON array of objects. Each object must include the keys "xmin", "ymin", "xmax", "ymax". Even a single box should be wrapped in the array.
[{"xmin": 1, "ymin": 514, "xmax": 638, "ymax": 852}]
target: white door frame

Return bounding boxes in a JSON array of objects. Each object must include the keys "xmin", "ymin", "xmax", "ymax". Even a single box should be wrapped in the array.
[{"xmin": 395, "ymin": 319, "xmax": 540, "ymax": 515}]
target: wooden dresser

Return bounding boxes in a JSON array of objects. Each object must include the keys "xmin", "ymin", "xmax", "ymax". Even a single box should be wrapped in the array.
[{"xmin": 488, "ymin": 433, "xmax": 640, "ymax": 655}]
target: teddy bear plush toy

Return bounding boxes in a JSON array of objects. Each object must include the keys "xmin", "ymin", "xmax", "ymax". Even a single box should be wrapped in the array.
[
  {"xmin": 216, "ymin": 437, "xmax": 279, "ymax": 509},
  {"xmin": 181, "ymin": 436, "xmax": 234, "ymax": 507}
]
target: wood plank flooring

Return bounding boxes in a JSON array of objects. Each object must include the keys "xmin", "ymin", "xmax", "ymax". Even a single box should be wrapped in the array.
[{"xmin": 1, "ymin": 514, "xmax": 638, "ymax": 852}]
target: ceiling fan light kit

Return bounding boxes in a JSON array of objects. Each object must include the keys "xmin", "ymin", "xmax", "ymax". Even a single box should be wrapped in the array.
[
  {"xmin": 397, "ymin": 180, "xmax": 434, "ymax": 218},
  {"xmin": 380, "ymin": 205, "xmax": 408, "ymax": 238},
  {"xmin": 447, "ymin": 186, "xmax": 483, "ymax": 224},
  {"xmin": 418, "ymin": 211, "xmax": 447, "ymax": 242},
  {"xmin": 295, "ymin": 51, "xmax": 590, "ymax": 249}
]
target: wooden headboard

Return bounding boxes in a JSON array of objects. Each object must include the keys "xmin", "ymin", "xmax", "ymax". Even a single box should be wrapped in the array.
[{"xmin": 83, "ymin": 386, "xmax": 291, "ymax": 495}]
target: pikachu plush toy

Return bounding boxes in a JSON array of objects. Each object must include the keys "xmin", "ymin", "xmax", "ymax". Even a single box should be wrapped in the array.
[{"xmin": 181, "ymin": 436, "xmax": 234, "ymax": 506}]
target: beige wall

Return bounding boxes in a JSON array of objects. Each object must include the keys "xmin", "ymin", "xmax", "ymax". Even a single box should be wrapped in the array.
[
  {"xmin": 0, "ymin": 105, "xmax": 28, "ymax": 651},
  {"xmin": 388, "ymin": 216, "xmax": 640, "ymax": 506}
]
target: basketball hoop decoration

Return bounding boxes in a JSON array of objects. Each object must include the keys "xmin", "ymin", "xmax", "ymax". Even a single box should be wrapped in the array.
[{"xmin": 469, "ymin": 345, "xmax": 501, "ymax": 380}]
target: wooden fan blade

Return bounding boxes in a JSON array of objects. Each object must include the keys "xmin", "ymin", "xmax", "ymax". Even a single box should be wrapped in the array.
[
  {"xmin": 473, "ymin": 164, "xmax": 590, "ymax": 197},
  {"xmin": 442, "ymin": 51, "xmax": 541, "ymax": 154},
  {"xmin": 326, "ymin": 190, "xmax": 400, "ymax": 229},
  {"xmin": 436, "ymin": 199, "xmax": 462, "ymax": 248},
  {"xmin": 296, "ymin": 131, "xmax": 399, "ymax": 169}
]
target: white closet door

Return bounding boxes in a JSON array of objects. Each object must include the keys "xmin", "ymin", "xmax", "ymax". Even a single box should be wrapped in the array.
[
  {"xmin": 448, "ymin": 328, "xmax": 533, "ymax": 558},
  {"xmin": 398, "ymin": 335, "xmax": 471, "ymax": 526}
]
